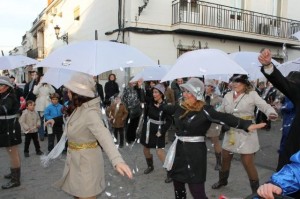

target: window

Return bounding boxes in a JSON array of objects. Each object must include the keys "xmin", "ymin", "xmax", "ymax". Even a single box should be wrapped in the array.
[{"xmin": 74, "ymin": 6, "xmax": 80, "ymax": 21}]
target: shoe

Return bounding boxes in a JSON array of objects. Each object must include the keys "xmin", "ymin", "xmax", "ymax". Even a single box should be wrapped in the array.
[
  {"xmin": 24, "ymin": 153, "xmax": 29, "ymax": 157},
  {"xmin": 40, "ymin": 137, "xmax": 44, "ymax": 141},
  {"xmin": 36, "ymin": 151, "xmax": 44, "ymax": 155},
  {"xmin": 119, "ymin": 145, "xmax": 124, "ymax": 148}
]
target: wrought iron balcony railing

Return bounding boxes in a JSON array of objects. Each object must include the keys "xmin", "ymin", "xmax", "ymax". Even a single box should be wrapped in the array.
[{"xmin": 172, "ymin": 0, "xmax": 300, "ymax": 40}]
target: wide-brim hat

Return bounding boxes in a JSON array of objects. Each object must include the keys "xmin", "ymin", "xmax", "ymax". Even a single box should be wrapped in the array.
[
  {"xmin": 229, "ymin": 74, "xmax": 250, "ymax": 86},
  {"xmin": 180, "ymin": 78, "xmax": 204, "ymax": 100},
  {"xmin": 287, "ymin": 71, "xmax": 300, "ymax": 84},
  {"xmin": 152, "ymin": 83, "xmax": 165, "ymax": 94},
  {"xmin": 0, "ymin": 76, "xmax": 14, "ymax": 88},
  {"xmin": 64, "ymin": 72, "xmax": 96, "ymax": 98}
]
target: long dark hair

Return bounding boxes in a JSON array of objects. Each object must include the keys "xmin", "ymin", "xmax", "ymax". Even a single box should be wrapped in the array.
[{"xmin": 63, "ymin": 91, "xmax": 94, "ymax": 116}]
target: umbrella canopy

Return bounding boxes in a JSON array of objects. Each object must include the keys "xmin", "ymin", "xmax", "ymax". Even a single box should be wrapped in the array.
[
  {"xmin": 160, "ymin": 49, "xmax": 247, "ymax": 82},
  {"xmin": 36, "ymin": 40, "xmax": 157, "ymax": 76},
  {"xmin": 130, "ymin": 65, "xmax": 170, "ymax": 82},
  {"xmin": 0, "ymin": 55, "xmax": 38, "ymax": 70},
  {"xmin": 40, "ymin": 68, "xmax": 76, "ymax": 89},
  {"xmin": 229, "ymin": 51, "xmax": 280, "ymax": 80},
  {"xmin": 291, "ymin": 31, "xmax": 300, "ymax": 40},
  {"xmin": 278, "ymin": 57, "xmax": 300, "ymax": 76}
]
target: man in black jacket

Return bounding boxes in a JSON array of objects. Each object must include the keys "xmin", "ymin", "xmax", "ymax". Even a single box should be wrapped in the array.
[{"xmin": 23, "ymin": 71, "xmax": 37, "ymax": 101}]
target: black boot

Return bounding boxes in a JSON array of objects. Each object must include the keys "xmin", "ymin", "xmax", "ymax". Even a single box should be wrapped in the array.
[
  {"xmin": 165, "ymin": 170, "xmax": 173, "ymax": 183},
  {"xmin": 214, "ymin": 152, "xmax": 222, "ymax": 171},
  {"xmin": 211, "ymin": 170, "xmax": 229, "ymax": 189},
  {"xmin": 144, "ymin": 155, "xmax": 154, "ymax": 174},
  {"xmin": 175, "ymin": 189, "xmax": 186, "ymax": 199},
  {"xmin": 2, "ymin": 168, "xmax": 21, "ymax": 189},
  {"xmin": 249, "ymin": 179, "xmax": 259, "ymax": 193}
]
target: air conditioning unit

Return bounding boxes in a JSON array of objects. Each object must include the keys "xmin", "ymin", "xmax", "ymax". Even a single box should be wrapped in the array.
[{"xmin": 50, "ymin": 7, "xmax": 57, "ymax": 16}]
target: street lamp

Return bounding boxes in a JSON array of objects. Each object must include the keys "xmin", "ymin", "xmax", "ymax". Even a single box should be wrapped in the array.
[{"xmin": 54, "ymin": 25, "xmax": 68, "ymax": 44}]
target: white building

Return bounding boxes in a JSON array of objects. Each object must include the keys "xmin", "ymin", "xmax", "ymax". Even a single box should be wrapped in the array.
[{"xmin": 18, "ymin": 0, "xmax": 300, "ymax": 87}]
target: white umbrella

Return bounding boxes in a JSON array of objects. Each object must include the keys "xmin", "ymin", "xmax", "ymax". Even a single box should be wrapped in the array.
[
  {"xmin": 0, "ymin": 55, "xmax": 38, "ymax": 70},
  {"xmin": 160, "ymin": 49, "xmax": 247, "ymax": 82},
  {"xmin": 278, "ymin": 57, "xmax": 300, "ymax": 76},
  {"xmin": 130, "ymin": 65, "xmax": 170, "ymax": 82},
  {"xmin": 36, "ymin": 40, "xmax": 157, "ymax": 76},
  {"xmin": 41, "ymin": 68, "xmax": 76, "ymax": 88},
  {"xmin": 229, "ymin": 51, "xmax": 280, "ymax": 80},
  {"xmin": 291, "ymin": 31, "xmax": 300, "ymax": 40}
]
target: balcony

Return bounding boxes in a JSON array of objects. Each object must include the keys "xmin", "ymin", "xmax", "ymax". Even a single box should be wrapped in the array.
[
  {"xmin": 172, "ymin": 0, "xmax": 300, "ymax": 45},
  {"xmin": 27, "ymin": 47, "xmax": 44, "ymax": 60}
]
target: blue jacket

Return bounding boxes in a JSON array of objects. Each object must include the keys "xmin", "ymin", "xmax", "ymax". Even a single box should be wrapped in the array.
[
  {"xmin": 44, "ymin": 103, "xmax": 63, "ymax": 120},
  {"xmin": 271, "ymin": 150, "xmax": 300, "ymax": 195}
]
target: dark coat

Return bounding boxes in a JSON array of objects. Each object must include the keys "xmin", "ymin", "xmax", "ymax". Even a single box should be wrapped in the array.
[
  {"xmin": 163, "ymin": 105, "xmax": 252, "ymax": 183},
  {"xmin": 140, "ymin": 100, "xmax": 172, "ymax": 148},
  {"xmin": 95, "ymin": 82, "xmax": 104, "ymax": 103},
  {"xmin": 104, "ymin": 81, "xmax": 119, "ymax": 102},
  {"xmin": 24, "ymin": 80, "xmax": 37, "ymax": 101},
  {"xmin": 0, "ymin": 88, "xmax": 22, "ymax": 147},
  {"xmin": 261, "ymin": 66, "xmax": 300, "ymax": 171}
]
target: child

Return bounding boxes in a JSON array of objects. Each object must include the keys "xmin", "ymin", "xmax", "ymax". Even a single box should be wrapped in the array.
[
  {"xmin": 19, "ymin": 100, "xmax": 43, "ymax": 157},
  {"xmin": 44, "ymin": 93, "xmax": 64, "ymax": 152},
  {"xmin": 106, "ymin": 96, "xmax": 128, "ymax": 148}
]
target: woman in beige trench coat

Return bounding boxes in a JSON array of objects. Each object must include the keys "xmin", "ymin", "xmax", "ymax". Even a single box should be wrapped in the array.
[
  {"xmin": 212, "ymin": 74, "xmax": 278, "ymax": 194},
  {"xmin": 46, "ymin": 72, "xmax": 132, "ymax": 199}
]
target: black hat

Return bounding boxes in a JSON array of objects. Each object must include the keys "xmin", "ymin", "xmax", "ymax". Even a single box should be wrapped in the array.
[
  {"xmin": 286, "ymin": 71, "xmax": 300, "ymax": 84},
  {"xmin": 229, "ymin": 74, "xmax": 250, "ymax": 86}
]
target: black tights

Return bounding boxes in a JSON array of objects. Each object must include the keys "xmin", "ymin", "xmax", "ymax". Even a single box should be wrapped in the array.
[{"xmin": 173, "ymin": 180, "xmax": 207, "ymax": 199}]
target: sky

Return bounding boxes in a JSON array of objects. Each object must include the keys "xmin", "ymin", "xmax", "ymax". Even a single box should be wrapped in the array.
[{"xmin": 0, "ymin": 0, "xmax": 47, "ymax": 55}]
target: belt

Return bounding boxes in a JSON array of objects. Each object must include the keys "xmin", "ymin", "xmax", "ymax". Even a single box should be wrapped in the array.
[
  {"xmin": 240, "ymin": 116, "xmax": 254, "ymax": 120},
  {"xmin": 149, "ymin": 119, "xmax": 166, "ymax": 125},
  {"xmin": 146, "ymin": 118, "xmax": 166, "ymax": 144},
  {"xmin": 0, "ymin": 114, "xmax": 18, "ymax": 120},
  {"xmin": 163, "ymin": 135, "xmax": 205, "ymax": 171},
  {"xmin": 68, "ymin": 141, "xmax": 98, "ymax": 150}
]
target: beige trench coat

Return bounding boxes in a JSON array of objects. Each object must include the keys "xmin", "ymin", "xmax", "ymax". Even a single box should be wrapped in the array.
[
  {"xmin": 219, "ymin": 91, "xmax": 277, "ymax": 154},
  {"xmin": 54, "ymin": 97, "xmax": 124, "ymax": 198}
]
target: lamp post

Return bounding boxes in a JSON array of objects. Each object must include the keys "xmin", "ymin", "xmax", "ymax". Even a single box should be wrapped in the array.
[{"xmin": 54, "ymin": 25, "xmax": 68, "ymax": 44}]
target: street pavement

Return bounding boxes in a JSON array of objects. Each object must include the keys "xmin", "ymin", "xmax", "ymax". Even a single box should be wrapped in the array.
[{"xmin": 0, "ymin": 119, "xmax": 282, "ymax": 199}]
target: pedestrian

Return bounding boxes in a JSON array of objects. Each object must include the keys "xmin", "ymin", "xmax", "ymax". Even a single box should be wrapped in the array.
[
  {"xmin": 104, "ymin": 73, "xmax": 119, "ymax": 107},
  {"xmin": 212, "ymin": 74, "xmax": 278, "ymax": 193},
  {"xmin": 106, "ymin": 95, "xmax": 128, "ymax": 148},
  {"xmin": 45, "ymin": 72, "xmax": 132, "ymax": 199},
  {"xmin": 122, "ymin": 79, "xmax": 145, "ymax": 144},
  {"xmin": 33, "ymin": 75, "xmax": 55, "ymax": 141},
  {"xmin": 163, "ymin": 81, "xmax": 175, "ymax": 105},
  {"xmin": 44, "ymin": 93, "xmax": 64, "ymax": 152},
  {"xmin": 171, "ymin": 78, "xmax": 184, "ymax": 103},
  {"xmin": 257, "ymin": 150, "xmax": 300, "ymax": 199},
  {"xmin": 0, "ymin": 76, "xmax": 22, "ymax": 189},
  {"xmin": 140, "ymin": 83, "xmax": 173, "ymax": 183},
  {"xmin": 204, "ymin": 79, "xmax": 223, "ymax": 171},
  {"xmin": 258, "ymin": 48, "xmax": 300, "ymax": 172},
  {"xmin": 162, "ymin": 78, "xmax": 266, "ymax": 199},
  {"xmin": 23, "ymin": 71, "xmax": 38, "ymax": 102},
  {"xmin": 93, "ymin": 76, "xmax": 104, "ymax": 103},
  {"xmin": 19, "ymin": 100, "xmax": 44, "ymax": 157}
]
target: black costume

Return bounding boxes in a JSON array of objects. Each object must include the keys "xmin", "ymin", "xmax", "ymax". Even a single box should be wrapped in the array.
[
  {"xmin": 0, "ymin": 88, "xmax": 22, "ymax": 147},
  {"xmin": 163, "ymin": 105, "xmax": 252, "ymax": 184},
  {"xmin": 140, "ymin": 100, "xmax": 172, "ymax": 148}
]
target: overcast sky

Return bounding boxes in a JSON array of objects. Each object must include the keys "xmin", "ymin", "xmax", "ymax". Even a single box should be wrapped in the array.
[{"xmin": 0, "ymin": 0, "xmax": 47, "ymax": 55}]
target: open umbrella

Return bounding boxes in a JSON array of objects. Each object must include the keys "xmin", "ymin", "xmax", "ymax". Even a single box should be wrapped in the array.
[
  {"xmin": 160, "ymin": 49, "xmax": 247, "ymax": 82},
  {"xmin": 130, "ymin": 65, "xmax": 170, "ymax": 82},
  {"xmin": 36, "ymin": 40, "xmax": 157, "ymax": 76},
  {"xmin": 0, "ymin": 55, "xmax": 38, "ymax": 70},
  {"xmin": 40, "ymin": 68, "xmax": 76, "ymax": 88},
  {"xmin": 277, "ymin": 57, "xmax": 300, "ymax": 76},
  {"xmin": 229, "ymin": 51, "xmax": 280, "ymax": 80}
]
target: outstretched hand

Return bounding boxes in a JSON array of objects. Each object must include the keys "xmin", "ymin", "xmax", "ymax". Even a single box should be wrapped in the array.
[
  {"xmin": 247, "ymin": 123, "xmax": 266, "ymax": 132},
  {"xmin": 258, "ymin": 48, "xmax": 272, "ymax": 66},
  {"xmin": 115, "ymin": 162, "xmax": 133, "ymax": 179},
  {"xmin": 257, "ymin": 183, "xmax": 282, "ymax": 199}
]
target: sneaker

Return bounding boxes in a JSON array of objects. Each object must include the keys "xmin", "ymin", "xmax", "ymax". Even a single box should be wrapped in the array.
[
  {"xmin": 24, "ymin": 153, "xmax": 29, "ymax": 157},
  {"xmin": 36, "ymin": 151, "xmax": 44, "ymax": 155}
]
